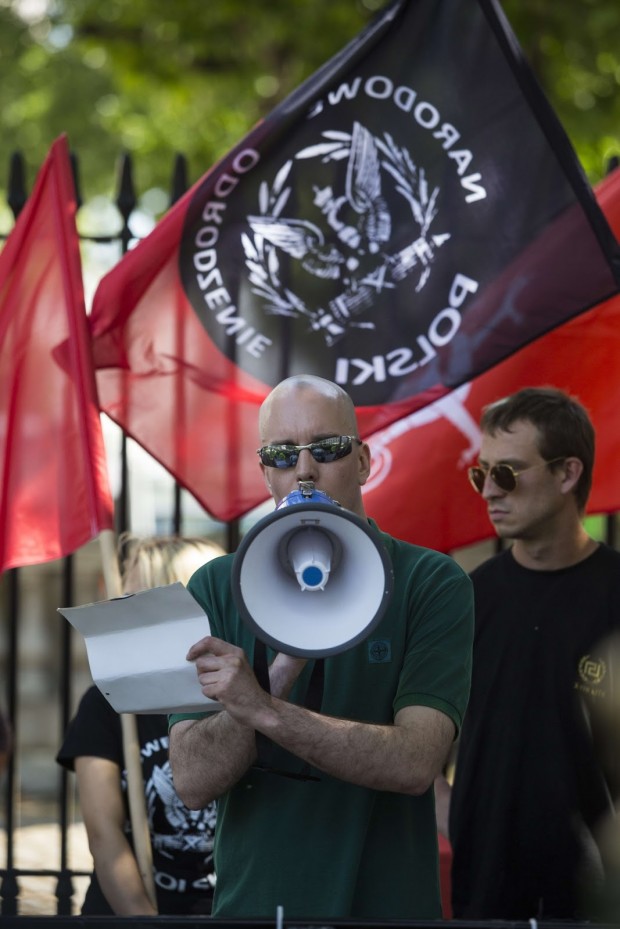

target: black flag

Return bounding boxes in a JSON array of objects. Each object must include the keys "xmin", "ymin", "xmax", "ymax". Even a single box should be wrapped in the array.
[{"xmin": 91, "ymin": 0, "xmax": 620, "ymax": 520}]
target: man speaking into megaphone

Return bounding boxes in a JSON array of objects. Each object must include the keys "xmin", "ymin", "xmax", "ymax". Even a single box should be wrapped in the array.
[{"xmin": 169, "ymin": 375, "xmax": 474, "ymax": 920}]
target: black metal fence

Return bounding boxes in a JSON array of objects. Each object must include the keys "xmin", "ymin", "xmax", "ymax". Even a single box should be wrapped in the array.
[
  {"xmin": 0, "ymin": 149, "xmax": 239, "ymax": 916},
  {"xmin": 0, "ymin": 150, "xmax": 618, "ymax": 918}
]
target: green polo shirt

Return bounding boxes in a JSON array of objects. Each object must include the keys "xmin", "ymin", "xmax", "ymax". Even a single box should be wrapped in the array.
[{"xmin": 170, "ymin": 523, "xmax": 473, "ymax": 919}]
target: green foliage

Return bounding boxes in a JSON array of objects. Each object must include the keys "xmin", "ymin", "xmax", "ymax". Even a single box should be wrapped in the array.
[
  {"xmin": 0, "ymin": 0, "xmax": 618, "ymax": 211},
  {"xmin": 502, "ymin": 0, "xmax": 620, "ymax": 180}
]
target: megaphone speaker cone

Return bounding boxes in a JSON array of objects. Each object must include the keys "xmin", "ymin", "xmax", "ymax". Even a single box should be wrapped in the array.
[
  {"xmin": 286, "ymin": 525, "xmax": 334, "ymax": 591},
  {"xmin": 232, "ymin": 501, "xmax": 393, "ymax": 658}
]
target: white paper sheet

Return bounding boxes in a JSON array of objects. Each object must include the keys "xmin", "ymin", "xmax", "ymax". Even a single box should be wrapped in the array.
[{"xmin": 59, "ymin": 582, "xmax": 222, "ymax": 715}]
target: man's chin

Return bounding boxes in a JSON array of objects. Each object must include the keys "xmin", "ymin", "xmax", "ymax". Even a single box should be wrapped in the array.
[{"xmin": 490, "ymin": 518, "xmax": 514, "ymax": 539}]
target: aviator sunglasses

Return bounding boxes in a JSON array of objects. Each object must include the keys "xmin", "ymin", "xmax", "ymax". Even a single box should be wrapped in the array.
[
  {"xmin": 257, "ymin": 435, "xmax": 361, "ymax": 469},
  {"xmin": 468, "ymin": 457, "xmax": 566, "ymax": 494}
]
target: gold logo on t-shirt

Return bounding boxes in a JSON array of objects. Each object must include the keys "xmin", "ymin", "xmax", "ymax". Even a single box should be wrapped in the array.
[
  {"xmin": 578, "ymin": 655, "xmax": 606, "ymax": 686},
  {"xmin": 575, "ymin": 654, "xmax": 607, "ymax": 700}
]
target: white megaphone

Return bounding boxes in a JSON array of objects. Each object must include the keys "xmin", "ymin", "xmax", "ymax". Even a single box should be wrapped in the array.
[{"xmin": 232, "ymin": 482, "xmax": 394, "ymax": 658}]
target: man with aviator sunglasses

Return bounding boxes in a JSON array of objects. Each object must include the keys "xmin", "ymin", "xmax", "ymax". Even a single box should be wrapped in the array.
[
  {"xmin": 438, "ymin": 386, "xmax": 620, "ymax": 921},
  {"xmin": 169, "ymin": 374, "xmax": 474, "ymax": 920}
]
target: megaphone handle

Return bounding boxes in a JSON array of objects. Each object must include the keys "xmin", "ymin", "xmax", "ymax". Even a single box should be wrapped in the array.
[{"xmin": 252, "ymin": 641, "xmax": 324, "ymax": 782}]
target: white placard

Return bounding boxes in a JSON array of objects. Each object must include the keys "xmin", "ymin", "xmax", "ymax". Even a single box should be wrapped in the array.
[{"xmin": 59, "ymin": 583, "xmax": 221, "ymax": 715}]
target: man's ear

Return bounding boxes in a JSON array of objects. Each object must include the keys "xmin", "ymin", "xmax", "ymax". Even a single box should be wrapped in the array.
[
  {"xmin": 560, "ymin": 457, "xmax": 584, "ymax": 496},
  {"xmin": 358, "ymin": 441, "xmax": 372, "ymax": 486}
]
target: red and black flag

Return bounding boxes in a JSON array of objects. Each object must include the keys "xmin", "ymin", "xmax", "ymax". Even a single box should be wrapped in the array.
[
  {"xmin": 362, "ymin": 167, "xmax": 620, "ymax": 552},
  {"xmin": 90, "ymin": 0, "xmax": 620, "ymax": 522}
]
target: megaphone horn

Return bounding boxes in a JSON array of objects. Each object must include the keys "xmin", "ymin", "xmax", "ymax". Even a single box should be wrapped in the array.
[{"xmin": 232, "ymin": 485, "xmax": 394, "ymax": 658}]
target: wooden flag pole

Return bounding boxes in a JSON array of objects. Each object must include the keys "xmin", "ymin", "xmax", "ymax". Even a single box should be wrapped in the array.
[{"xmin": 98, "ymin": 528, "xmax": 157, "ymax": 910}]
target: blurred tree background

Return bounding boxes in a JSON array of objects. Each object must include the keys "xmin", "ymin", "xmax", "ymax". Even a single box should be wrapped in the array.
[{"xmin": 0, "ymin": 0, "xmax": 618, "ymax": 219}]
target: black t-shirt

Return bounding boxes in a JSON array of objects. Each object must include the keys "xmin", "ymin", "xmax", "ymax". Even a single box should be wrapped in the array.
[
  {"xmin": 450, "ymin": 544, "xmax": 620, "ymax": 920},
  {"xmin": 57, "ymin": 685, "xmax": 215, "ymax": 915}
]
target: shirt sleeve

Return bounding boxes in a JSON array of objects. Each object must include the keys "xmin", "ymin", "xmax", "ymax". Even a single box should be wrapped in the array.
[
  {"xmin": 393, "ymin": 553, "xmax": 474, "ymax": 734},
  {"xmin": 168, "ymin": 566, "xmax": 227, "ymax": 730},
  {"xmin": 56, "ymin": 685, "xmax": 123, "ymax": 770}
]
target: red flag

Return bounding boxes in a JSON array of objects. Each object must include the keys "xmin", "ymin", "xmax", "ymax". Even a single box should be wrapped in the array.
[
  {"xmin": 362, "ymin": 168, "xmax": 620, "ymax": 552},
  {"xmin": 90, "ymin": 0, "xmax": 620, "ymax": 521},
  {"xmin": 0, "ymin": 135, "xmax": 114, "ymax": 572}
]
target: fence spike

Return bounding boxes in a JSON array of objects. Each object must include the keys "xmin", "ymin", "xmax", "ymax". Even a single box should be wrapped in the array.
[
  {"xmin": 115, "ymin": 152, "xmax": 137, "ymax": 222},
  {"xmin": 170, "ymin": 152, "xmax": 189, "ymax": 205},
  {"xmin": 69, "ymin": 151, "xmax": 83, "ymax": 210},
  {"xmin": 7, "ymin": 152, "xmax": 27, "ymax": 219}
]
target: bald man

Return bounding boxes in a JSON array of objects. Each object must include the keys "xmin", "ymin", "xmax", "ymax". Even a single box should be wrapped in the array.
[{"xmin": 169, "ymin": 375, "xmax": 473, "ymax": 919}]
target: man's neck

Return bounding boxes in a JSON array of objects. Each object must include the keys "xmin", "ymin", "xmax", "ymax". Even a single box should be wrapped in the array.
[{"xmin": 511, "ymin": 525, "xmax": 598, "ymax": 572}]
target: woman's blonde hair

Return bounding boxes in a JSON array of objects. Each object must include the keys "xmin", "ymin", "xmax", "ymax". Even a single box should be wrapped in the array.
[{"xmin": 118, "ymin": 533, "xmax": 225, "ymax": 592}]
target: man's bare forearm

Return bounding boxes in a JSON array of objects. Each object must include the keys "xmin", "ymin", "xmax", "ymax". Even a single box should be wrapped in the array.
[
  {"xmin": 170, "ymin": 649, "xmax": 308, "ymax": 808},
  {"xmin": 170, "ymin": 711, "xmax": 256, "ymax": 809},
  {"xmin": 244, "ymin": 698, "xmax": 454, "ymax": 795}
]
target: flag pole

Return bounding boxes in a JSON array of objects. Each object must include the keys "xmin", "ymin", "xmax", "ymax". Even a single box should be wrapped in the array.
[{"xmin": 98, "ymin": 527, "xmax": 157, "ymax": 910}]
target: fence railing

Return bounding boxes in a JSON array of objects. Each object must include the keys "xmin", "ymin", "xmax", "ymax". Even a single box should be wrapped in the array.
[
  {"xmin": 1, "ymin": 149, "xmax": 618, "ymax": 916},
  {"xmin": 0, "ymin": 149, "xmax": 238, "ymax": 915}
]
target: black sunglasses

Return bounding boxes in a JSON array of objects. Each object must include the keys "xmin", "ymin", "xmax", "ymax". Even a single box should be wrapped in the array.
[
  {"xmin": 257, "ymin": 435, "xmax": 361, "ymax": 469},
  {"xmin": 468, "ymin": 457, "xmax": 566, "ymax": 494}
]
